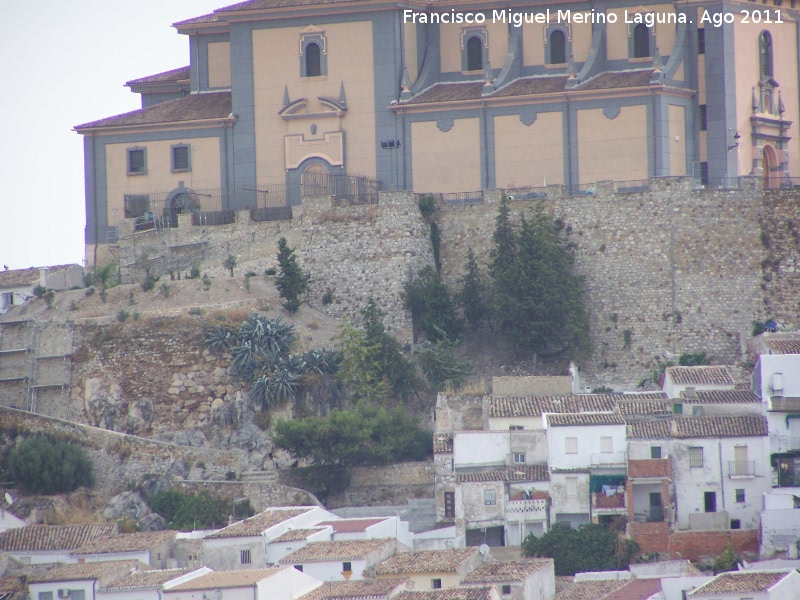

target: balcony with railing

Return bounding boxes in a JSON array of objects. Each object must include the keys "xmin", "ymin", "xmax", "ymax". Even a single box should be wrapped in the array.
[
  {"xmin": 591, "ymin": 492, "xmax": 626, "ymax": 514},
  {"xmin": 505, "ymin": 498, "xmax": 549, "ymax": 522},
  {"xmin": 728, "ymin": 460, "xmax": 756, "ymax": 478},
  {"xmin": 632, "ymin": 507, "xmax": 665, "ymax": 523},
  {"xmin": 770, "ymin": 397, "xmax": 800, "ymax": 412}
]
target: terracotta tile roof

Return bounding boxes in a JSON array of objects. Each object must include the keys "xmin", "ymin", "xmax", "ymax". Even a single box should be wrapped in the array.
[
  {"xmin": 554, "ymin": 579, "xmax": 628, "ymax": 600},
  {"xmin": 167, "ymin": 568, "xmax": 284, "ymax": 590},
  {"xmin": 665, "ymin": 366, "xmax": 733, "ymax": 386},
  {"xmin": 73, "ymin": 530, "xmax": 176, "ymax": 555},
  {"xmin": 617, "ymin": 401, "xmax": 671, "ymax": 416},
  {"xmin": 272, "ymin": 527, "xmax": 327, "ymax": 542},
  {"xmin": 374, "ymin": 548, "xmax": 477, "ymax": 576},
  {"xmin": 461, "ymin": 559, "xmax": 551, "ymax": 583},
  {"xmin": 126, "ymin": 67, "xmax": 190, "ymax": 86},
  {"xmin": 297, "ymin": 578, "xmax": 409, "ymax": 600},
  {"xmin": 546, "ymin": 412, "xmax": 625, "ymax": 427},
  {"xmin": 434, "ymin": 433, "xmax": 453, "ymax": 454},
  {"xmin": 492, "ymin": 76, "xmax": 569, "ymax": 97},
  {"xmin": 627, "ymin": 420, "xmax": 673, "ymax": 439},
  {"xmin": 688, "ymin": 569, "xmax": 793, "ymax": 596},
  {"xmin": 173, "ymin": 13, "xmax": 220, "ymax": 27},
  {"xmin": 0, "ymin": 576, "xmax": 26, "ymax": 600},
  {"xmin": 394, "ymin": 590, "xmax": 495, "ymax": 600},
  {"xmin": 602, "ymin": 578, "xmax": 662, "ymax": 600},
  {"xmin": 280, "ymin": 539, "xmax": 395, "ymax": 563},
  {"xmin": 215, "ymin": 0, "xmax": 369, "ymax": 12},
  {"xmin": 0, "ymin": 523, "xmax": 117, "ymax": 552},
  {"xmin": 74, "ymin": 92, "xmax": 231, "ymax": 130},
  {"xmin": 316, "ymin": 519, "xmax": 387, "ymax": 533},
  {"xmin": 684, "ymin": 390, "xmax": 761, "ymax": 404},
  {"xmin": 673, "ymin": 415, "xmax": 768, "ymax": 438},
  {"xmin": 101, "ymin": 568, "xmax": 189, "ymax": 591},
  {"xmin": 765, "ymin": 339, "xmax": 800, "ymax": 354},
  {"xmin": 0, "ymin": 264, "xmax": 78, "ymax": 289},
  {"xmin": 205, "ymin": 507, "xmax": 313, "ymax": 539},
  {"xmin": 489, "ymin": 395, "xmax": 617, "ymax": 418},
  {"xmin": 403, "ymin": 82, "xmax": 485, "ymax": 105},
  {"xmin": 456, "ymin": 464, "xmax": 549, "ymax": 483},
  {"xmin": 575, "ymin": 70, "xmax": 655, "ymax": 91},
  {"xmin": 28, "ymin": 560, "xmax": 140, "ymax": 583}
]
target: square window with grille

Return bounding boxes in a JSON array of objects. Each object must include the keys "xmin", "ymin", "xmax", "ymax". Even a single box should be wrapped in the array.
[
  {"xmin": 651, "ymin": 446, "xmax": 662, "ymax": 459},
  {"xmin": 127, "ymin": 148, "xmax": 146, "ymax": 174},
  {"xmin": 444, "ymin": 491, "xmax": 455, "ymax": 518},
  {"xmin": 513, "ymin": 452, "xmax": 525, "ymax": 464},
  {"xmin": 172, "ymin": 145, "xmax": 191, "ymax": 172},
  {"xmin": 601, "ymin": 436, "xmax": 613, "ymax": 453},
  {"xmin": 342, "ymin": 561, "xmax": 352, "ymax": 572},
  {"xmin": 690, "ymin": 447, "xmax": 704, "ymax": 468},
  {"xmin": 566, "ymin": 437, "xmax": 578, "ymax": 454},
  {"xmin": 240, "ymin": 549, "xmax": 251, "ymax": 564},
  {"xmin": 501, "ymin": 585, "xmax": 512, "ymax": 595},
  {"xmin": 484, "ymin": 489, "xmax": 496, "ymax": 505},
  {"xmin": 432, "ymin": 579, "xmax": 442, "ymax": 589}
]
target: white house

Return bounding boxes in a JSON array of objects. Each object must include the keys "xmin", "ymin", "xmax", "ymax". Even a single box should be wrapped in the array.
[
  {"xmin": 314, "ymin": 518, "xmax": 413, "ymax": 549},
  {"xmin": 545, "ymin": 412, "xmax": 627, "ymax": 529},
  {"xmin": 760, "ymin": 488, "xmax": 800, "ymax": 558},
  {"xmin": 265, "ymin": 527, "xmax": 333, "ymax": 566},
  {"xmin": 97, "ymin": 568, "xmax": 208, "ymax": 600},
  {"xmin": 0, "ymin": 508, "xmax": 26, "ymax": 533},
  {"xmin": 0, "ymin": 524, "xmax": 118, "ymax": 565},
  {"xmin": 0, "ymin": 265, "xmax": 83, "ymax": 314},
  {"xmin": 71, "ymin": 531, "xmax": 177, "ymax": 568},
  {"xmin": 460, "ymin": 559, "xmax": 555, "ymax": 600},
  {"xmin": 662, "ymin": 366, "xmax": 735, "ymax": 400},
  {"xmin": 687, "ymin": 569, "xmax": 800, "ymax": 599},
  {"xmin": 279, "ymin": 538, "xmax": 401, "ymax": 582},
  {"xmin": 203, "ymin": 507, "xmax": 338, "ymax": 570},
  {"xmin": 27, "ymin": 560, "xmax": 143, "ymax": 600},
  {"xmin": 671, "ymin": 416, "xmax": 771, "ymax": 531},
  {"xmin": 453, "ymin": 431, "xmax": 549, "ymax": 471},
  {"xmin": 163, "ymin": 567, "xmax": 322, "ymax": 600}
]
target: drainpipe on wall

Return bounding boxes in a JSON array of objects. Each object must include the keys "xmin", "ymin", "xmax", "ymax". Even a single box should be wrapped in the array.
[
  {"xmin": 92, "ymin": 134, "xmax": 99, "ymax": 268},
  {"xmin": 718, "ymin": 440, "xmax": 726, "ymax": 511}
]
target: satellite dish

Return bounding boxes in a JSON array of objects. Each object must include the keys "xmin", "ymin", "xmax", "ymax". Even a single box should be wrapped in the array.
[
  {"xmin": 3, "ymin": 493, "xmax": 13, "ymax": 506},
  {"xmin": 479, "ymin": 544, "xmax": 490, "ymax": 555}
]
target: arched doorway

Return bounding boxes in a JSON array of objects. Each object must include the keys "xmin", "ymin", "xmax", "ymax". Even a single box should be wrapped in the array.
[
  {"xmin": 300, "ymin": 163, "xmax": 330, "ymax": 197},
  {"xmin": 763, "ymin": 145, "xmax": 779, "ymax": 189}
]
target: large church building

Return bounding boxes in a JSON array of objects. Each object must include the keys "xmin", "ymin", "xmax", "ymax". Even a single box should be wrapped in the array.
[{"xmin": 76, "ymin": 0, "xmax": 799, "ymax": 261}]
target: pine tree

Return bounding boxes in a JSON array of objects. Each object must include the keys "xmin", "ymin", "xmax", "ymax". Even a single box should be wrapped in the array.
[
  {"xmin": 275, "ymin": 237, "xmax": 309, "ymax": 313},
  {"xmin": 490, "ymin": 203, "xmax": 591, "ymax": 358},
  {"xmin": 456, "ymin": 248, "xmax": 489, "ymax": 330}
]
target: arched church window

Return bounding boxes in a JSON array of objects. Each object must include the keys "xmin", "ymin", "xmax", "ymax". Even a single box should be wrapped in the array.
[
  {"xmin": 760, "ymin": 31, "xmax": 773, "ymax": 79},
  {"xmin": 466, "ymin": 36, "xmax": 483, "ymax": 71},
  {"xmin": 633, "ymin": 24, "xmax": 650, "ymax": 58},
  {"xmin": 305, "ymin": 42, "xmax": 322, "ymax": 77},
  {"xmin": 550, "ymin": 30, "xmax": 566, "ymax": 64}
]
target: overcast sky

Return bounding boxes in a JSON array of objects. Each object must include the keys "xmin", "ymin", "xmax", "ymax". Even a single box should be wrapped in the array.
[{"xmin": 0, "ymin": 0, "xmax": 225, "ymax": 270}]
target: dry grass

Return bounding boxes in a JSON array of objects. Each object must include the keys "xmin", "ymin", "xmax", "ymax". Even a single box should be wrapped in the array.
[
  {"xmin": 50, "ymin": 490, "xmax": 105, "ymax": 525},
  {"xmin": 445, "ymin": 377, "xmax": 490, "ymax": 396}
]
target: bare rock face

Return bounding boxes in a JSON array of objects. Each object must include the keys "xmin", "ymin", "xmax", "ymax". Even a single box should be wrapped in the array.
[
  {"xmin": 102, "ymin": 490, "xmax": 152, "ymax": 521},
  {"xmin": 137, "ymin": 513, "xmax": 167, "ymax": 531}
]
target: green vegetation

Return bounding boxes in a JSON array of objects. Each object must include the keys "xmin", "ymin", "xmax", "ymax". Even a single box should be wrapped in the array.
[
  {"xmin": 275, "ymin": 237, "xmax": 309, "ymax": 313},
  {"xmin": 456, "ymin": 248, "xmax": 490, "ymax": 330},
  {"xmin": 402, "ymin": 266, "xmax": 463, "ymax": 342},
  {"xmin": 141, "ymin": 275, "xmax": 157, "ymax": 292},
  {"xmin": 273, "ymin": 405, "xmax": 431, "ymax": 468},
  {"xmin": 224, "ymin": 254, "xmax": 237, "ymax": 277},
  {"xmin": 116, "ymin": 310, "xmax": 130, "ymax": 323},
  {"xmin": 150, "ymin": 489, "xmax": 253, "ymax": 531},
  {"xmin": 490, "ymin": 200, "xmax": 590, "ymax": 359},
  {"xmin": 417, "ymin": 332, "xmax": 474, "ymax": 392},
  {"xmin": 651, "ymin": 351, "xmax": 710, "ymax": 384},
  {"xmin": 712, "ymin": 543, "xmax": 741, "ymax": 574},
  {"xmin": 522, "ymin": 523, "xmax": 639, "ymax": 576},
  {"xmin": 418, "ymin": 194, "xmax": 437, "ymax": 219},
  {"xmin": 159, "ymin": 283, "xmax": 171, "ymax": 298},
  {"xmin": 7, "ymin": 434, "xmax": 94, "ymax": 494}
]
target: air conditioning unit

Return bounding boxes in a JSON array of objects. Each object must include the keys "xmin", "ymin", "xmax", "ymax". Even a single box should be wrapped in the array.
[{"xmin": 57, "ymin": 590, "xmax": 71, "ymax": 598}]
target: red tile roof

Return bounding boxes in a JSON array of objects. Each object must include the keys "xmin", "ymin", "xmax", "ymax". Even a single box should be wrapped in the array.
[
  {"xmin": 0, "ymin": 264, "xmax": 79, "ymax": 289},
  {"xmin": 489, "ymin": 395, "xmax": 618, "ymax": 418},
  {"xmin": 167, "ymin": 568, "xmax": 284, "ymax": 590},
  {"xmin": 456, "ymin": 464, "xmax": 549, "ymax": 483},
  {"xmin": 126, "ymin": 67, "xmax": 190, "ymax": 86},
  {"xmin": 316, "ymin": 519, "xmax": 388, "ymax": 533},
  {"xmin": 688, "ymin": 569, "xmax": 794, "ymax": 595},
  {"xmin": 461, "ymin": 559, "xmax": 552, "ymax": 583},
  {"xmin": 493, "ymin": 76, "xmax": 569, "ymax": 97},
  {"xmin": 575, "ymin": 70, "xmax": 655, "ymax": 91},
  {"xmin": 394, "ymin": 590, "xmax": 496, "ymax": 600},
  {"xmin": 280, "ymin": 539, "xmax": 395, "ymax": 563},
  {"xmin": 673, "ymin": 415, "xmax": 768, "ymax": 438},
  {"xmin": 0, "ymin": 524, "xmax": 117, "ymax": 552},
  {"xmin": 546, "ymin": 412, "xmax": 625, "ymax": 427},
  {"xmin": 684, "ymin": 390, "xmax": 761, "ymax": 404},
  {"xmin": 765, "ymin": 339, "xmax": 800, "ymax": 354},
  {"xmin": 627, "ymin": 420, "xmax": 673, "ymax": 439},
  {"xmin": 73, "ymin": 530, "xmax": 176, "ymax": 555},
  {"xmin": 74, "ymin": 92, "xmax": 232, "ymax": 131},
  {"xmin": 272, "ymin": 527, "xmax": 328, "ymax": 542},
  {"xmin": 554, "ymin": 579, "xmax": 628, "ymax": 600},
  {"xmin": 602, "ymin": 578, "xmax": 662, "ymax": 600},
  {"xmin": 297, "ymin": 578, "xmax": 409, "ymax": 600},
  {"xmin": 100, "ymin": 568, "xmax": 189, "ymax": 591},
  {"xmin": 173, "ymin": 13, "xmax": 220, "ymax": 27},
  {"xmin": 665, "ymin": 366, "xmax": 733, "ymax": 386},
  {"xmin": 28, "ymin": 560, "xmax": 140, "ymax": 583},
  {"xmin": 374, "ymin": 548, "xmax": 478, "ymax": 576},
  {"xmin": 205, "ymin": 507, "xmax": 313, "ymax": 539}
]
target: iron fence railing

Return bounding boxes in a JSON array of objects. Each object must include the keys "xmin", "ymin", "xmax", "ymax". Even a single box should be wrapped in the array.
[
  {"xmin": 301, "ymin": 172, "xmax": 379, "ymax": 206},
  {"xmin": 504, "ymin": 186, "xmax": 548, "ymax": 200},
  {"xmin": 565, "ymin": 183, "xmax": 597, "ymax": 197},
  {"xmin": 710, "ymin": 177, "xmax": 743, "ymax": 190},
  {"xmin": 728, "ymin": 460, "xmax": 756, "ymax": 477},
  {"xmin": 615, "ymin": 179, "xmax": 651, "ymax": 194},
  {"xmin": 439, "ymin": 190, "xmax": 484, "ymax": 206},
  {"xmin": 123, "ymin": 184, "xmax": 288, "ymax": 230}
]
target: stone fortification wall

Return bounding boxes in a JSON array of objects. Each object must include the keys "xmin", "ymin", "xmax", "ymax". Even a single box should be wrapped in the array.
[
  {"xmin": 300, "ymin": 193, "xmax": 435, "ymax": 342},
  {"xmin": 759, "ymin": 189, "xmax": 800, "ymax": 322},
  {"xmin": 433, "ymin": 177, "xmax": 783, "ymax": 387}
]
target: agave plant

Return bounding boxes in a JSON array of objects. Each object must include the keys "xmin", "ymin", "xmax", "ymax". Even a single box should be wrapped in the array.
[
  {"xmin": 269, "ymin": 368, "xmax": 300, "ymax": 405},
  {"xmin": 302, "ymin": 349, "xmax": 339, "ymax": 375},
  {"xmin": 230, "ymin": 340, "xmax": 259, "ymax": 379},
  {"xmin": 249, "ymin": 374, "xmax": 272, "ymax": 410},
  {"xmin": 280, "ymin": 354, "xmax": 307, "ymax": 377},
  {"xmin": 203, "ymin": 325, "xmax": 235, "ymax": 353}
]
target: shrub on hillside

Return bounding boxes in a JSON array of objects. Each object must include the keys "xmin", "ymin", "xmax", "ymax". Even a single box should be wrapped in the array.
[{"xmin": 8, "ymin": 435, "xmax": 94, "ymax": 494}]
